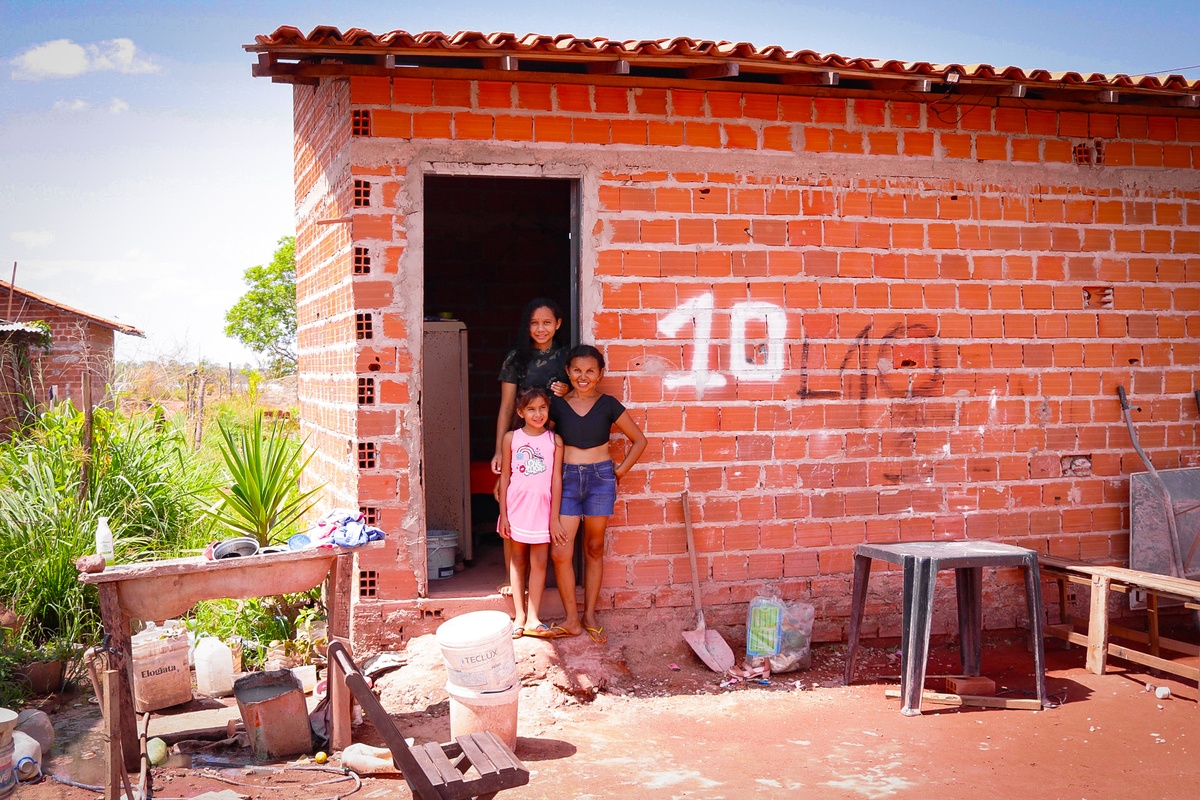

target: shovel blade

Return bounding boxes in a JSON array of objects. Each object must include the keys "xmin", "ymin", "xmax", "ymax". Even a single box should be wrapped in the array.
[{"xmin": 683, "ymin": 628, "xmax": 736, "ymax": 673}]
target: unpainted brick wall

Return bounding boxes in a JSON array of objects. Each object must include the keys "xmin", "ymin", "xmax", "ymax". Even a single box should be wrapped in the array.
[
  {"xmin": 0, "ymin": 288, "xmax": 116, "ymax": 414},
  {"xmin": 292, "ymin": 74, "xmax": 1200, "ymax": 647}
]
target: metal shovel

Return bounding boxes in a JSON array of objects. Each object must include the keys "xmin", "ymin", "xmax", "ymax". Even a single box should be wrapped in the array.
[{"xmin": 681, "ymin": 491, "xmax": 736, "ymax": 673}]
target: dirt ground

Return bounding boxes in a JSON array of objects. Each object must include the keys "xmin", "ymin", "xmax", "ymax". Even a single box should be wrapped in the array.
[{"xmin": 15, "ymin": 618, "xmax": 1200, "ymax": 800}]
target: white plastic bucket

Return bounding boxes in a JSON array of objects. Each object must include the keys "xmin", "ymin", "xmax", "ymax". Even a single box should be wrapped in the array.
[
  {"xmin": 426, "ymin": 529, "xmax": 458, "ymax": 580},
  {"xmin": 435, "ymin": 611, "xmax": 517, "ymax": 692},
  {"xmin": 0, "ymin": 707, "xmax": 17, "ymax": 798},
  {"xmin": 446, "ymin": 681, "xmax": 519, "ymax": 751},
  {"xmin": 0, "ymin": 739, "xmax": 13, "ymax": 799}
]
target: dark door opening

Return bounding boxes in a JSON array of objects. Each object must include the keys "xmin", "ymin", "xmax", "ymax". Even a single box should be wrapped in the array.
[{"xmin": 422, "ymin": 175, "xmax": 577, "ymax": 595}]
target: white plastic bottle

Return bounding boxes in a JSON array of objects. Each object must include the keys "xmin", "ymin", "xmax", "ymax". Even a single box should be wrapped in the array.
[
  {"xmin": 12, "ymin": 730, "xmax": 41, "ymax": 782},
  {"xmin": 193, "ymin": 637, "xmax": 235, "ymax": 697},
  {"xmin": 95, "ymin": 517, "xmax": 115, "ymax": 564}
]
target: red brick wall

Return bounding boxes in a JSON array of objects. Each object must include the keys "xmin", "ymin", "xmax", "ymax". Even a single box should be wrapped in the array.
[
  {"xmin": 294, "ymin": 73, "xmax": 1200, "ymax": 648},
  {"xmin": 0, "ymin": 287, "xmax": 116, "ymax": 414}
]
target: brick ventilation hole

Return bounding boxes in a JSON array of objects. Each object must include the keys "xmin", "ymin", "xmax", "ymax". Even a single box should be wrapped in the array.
[
  {"xmin": 353, "ymin": 180, "xmax": 371, "ymax": 207},
  {"xmin": 1083, "ymin": 286, "xmax": 1114, "ymax": 308},
  {"xmin": 351, "ymin": 109, "xmax": 371, "ymax": 136},
  {"xmin": 357, "ymin": 441, "xmax": 376, "ymax": 469},
  {"xmin": 1061, "ymin": 455, "xmax": 1093, "ymax": 477},
  {"xmin": 358, "ymin": 570, "xmax": 378, "ymax": 598},
  {"xmin": 353, "ymin": 246, "xmax": 371, "ymax": 274},
  {"xmin": 356, "ymin": 313, "xmax": 374, "ymax": 340},
  {"xmin": 360, "ymin": 506, "xmax": 379, "ymax": 525},
  {"xmin": 1072, "ymin": 143, "xmax": 1092, "ymax": 165},
  {"xmin": 358, "ymin": 377, "xmax": 375, "ymax": 405},
  {"xmin": 1092, "ymin": 139, "xmax": 1105, "ymax": 166}
]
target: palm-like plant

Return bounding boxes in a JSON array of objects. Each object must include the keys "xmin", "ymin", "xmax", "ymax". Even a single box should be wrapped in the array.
[{"xmin": 210, "ymin": 412, "xmax": 321, "ymax": 546}]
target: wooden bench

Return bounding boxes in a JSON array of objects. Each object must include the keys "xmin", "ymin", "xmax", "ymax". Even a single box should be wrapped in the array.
[
  {"xmin": 1040, "ymin": 555, "xmax": 1200, "ymax": 688},
  {"xmin": 328, "ymin": 641, "xmax": 530, "ymax": 800}
]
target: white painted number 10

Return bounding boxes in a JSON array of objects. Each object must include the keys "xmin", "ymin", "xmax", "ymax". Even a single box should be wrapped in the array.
[{"xmin": 656, "ymin": 292, "xmax": 788, "ymax": 390}]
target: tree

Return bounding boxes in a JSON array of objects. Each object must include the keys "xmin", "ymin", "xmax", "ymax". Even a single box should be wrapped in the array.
[{"xmin": 225, "ymin": 236, "xmax": 297, "ymax": 377}]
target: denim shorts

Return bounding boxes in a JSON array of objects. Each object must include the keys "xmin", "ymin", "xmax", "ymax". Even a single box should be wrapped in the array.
[{"xmin": 560, "ymin": 461, "xmax": 617, "ymax": 518}]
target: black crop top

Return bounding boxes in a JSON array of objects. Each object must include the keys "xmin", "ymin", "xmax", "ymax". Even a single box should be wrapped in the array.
[{"xmin": 550, "ymin": 394, "xmax": 626, "ymax": 449}]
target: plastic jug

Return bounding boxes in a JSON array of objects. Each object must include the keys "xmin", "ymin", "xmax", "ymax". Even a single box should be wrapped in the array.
[
  {"xmin": 95, "ymin": 517, "xmax": 115, "ymax": 564},
  {"xmin": 193, "ymin": 637, "xmax": 235, "ymax": 697},
  {"xmin": 340, "ymin": 742, "xmax": 402, "ymax": 774},
  {"xmin": 12, "ymin": 731, "xmax": 40, "ymax": 782}
]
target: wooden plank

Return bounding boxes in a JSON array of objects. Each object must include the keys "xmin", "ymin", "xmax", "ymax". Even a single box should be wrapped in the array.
[
  {"xmin": 96, "ymin": 584, "xmax": 139, "ymax": 771},
  {"xmin": 417, "ymin": 742, "xmax": 467, "ymax": 788},
  {"xmin": 1106, "ymin": 642, "xmax": 1200, "ymax": 682},
  {"xmin": 1086, "ymin": 574, "xmax": 1111, "ymax": 674},
  {"xmin": 327, "ymin": 636, "xmax": 352, "ymax": 752},
  {"xmin": 408, "ymin": 746, "xmax": 456, "ymax": 797},
  {"xmin": 1107, "ymin": 623, "xmax": 1200, "ymax": 656},
  {"xmin": 884, "ymin": 689, "xmax": 1043, "ymax": 711}
]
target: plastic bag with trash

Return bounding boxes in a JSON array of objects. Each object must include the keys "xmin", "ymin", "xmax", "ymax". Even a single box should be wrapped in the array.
[{"xmin": 742, "ymin": 587, "xmax": 815, "ymax": 675}]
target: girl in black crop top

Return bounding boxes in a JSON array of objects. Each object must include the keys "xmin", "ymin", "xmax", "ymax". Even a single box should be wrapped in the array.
[{"xmin": 546, "ymin": 345, "xmax": 647, "ymax": 643}]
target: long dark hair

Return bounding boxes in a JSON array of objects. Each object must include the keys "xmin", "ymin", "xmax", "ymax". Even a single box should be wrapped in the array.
[{"xmin": 507, "ymin": 297, "xmax": 566, "ymax": 378}]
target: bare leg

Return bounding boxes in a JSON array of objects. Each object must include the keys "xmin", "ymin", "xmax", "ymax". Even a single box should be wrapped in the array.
[
  {"xmin": 525, "ymin": 543, "xmax": 549, "ymax": 629},
  {"xmin": 509, "ymin": 541, "xmax": 530, "ymax": 631},
  {"xmin": 581, "ymin": 515, "xmax": 610, "ymax": 633},
  {"xmin": 552, "ymin": 515, "xmax": 583, "ymax": 634},
  {"xmin": 499, "ymin": 536, "xmax": 514, "ymax": 596}
]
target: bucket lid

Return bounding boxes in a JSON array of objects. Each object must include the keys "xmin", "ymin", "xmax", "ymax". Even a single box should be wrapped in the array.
[
  {"xmin": 435, "ymin": 610, "xmax": 513, "ymax": 647},
  {"xmin": 445, "ymin": 681, "xmax": 520, "ymax": 703},
  {"xmin": 427, "ymin": 529, "xmax": 458, "ymax": 540}
]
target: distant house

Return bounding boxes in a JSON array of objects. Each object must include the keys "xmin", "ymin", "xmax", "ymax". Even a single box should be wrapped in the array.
[{"xmin": 0, "ymin": 284, "xmax": 143, "ymax": 431}]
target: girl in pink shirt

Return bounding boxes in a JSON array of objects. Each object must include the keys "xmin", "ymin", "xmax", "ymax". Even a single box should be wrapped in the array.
[{"xmin": 497, "ymin": 387, "xmax": 564, "ymax": 637}]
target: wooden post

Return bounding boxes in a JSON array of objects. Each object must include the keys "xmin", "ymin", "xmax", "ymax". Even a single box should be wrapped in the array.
[
  {"xmin": 1146, "ymin": 593, "xmax": 1160, "ymax": 657},
  {"xmin": 192, "ymin": 375, "xmax": 206, "ymax": 450},
  {"xmin": 97, "ymin": 585, "xmax": 140, "ymax": 770},
  {"xmin": 80, "ymin": 374, "xmax": 93, "ymax": 500},
  {"xmin": 328, "ymin": 636, "xmax": 352, "ymax": 751},
  {"xmin": 1086, "ymin": 574, "xmax": 1111, "ymax": 675},
  {"xmin": 103, "ymin": 668, "xmax": 123, "ymax": 800}
]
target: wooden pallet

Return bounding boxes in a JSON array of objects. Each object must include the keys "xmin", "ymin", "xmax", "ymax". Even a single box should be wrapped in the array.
[{"xmin": 1040, "ymin": 555, "xmax": 1200, "ymax": 687}]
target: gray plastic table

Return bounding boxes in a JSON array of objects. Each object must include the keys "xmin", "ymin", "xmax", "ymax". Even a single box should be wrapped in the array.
[{"xmin": 843, "ymin": 541, "xmax": 1048, "ymax": 715}]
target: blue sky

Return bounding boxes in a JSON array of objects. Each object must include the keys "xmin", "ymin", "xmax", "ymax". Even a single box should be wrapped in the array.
[{"xmin": 2, "ymin": 0, "xmax": 1197, "ymax": 365}]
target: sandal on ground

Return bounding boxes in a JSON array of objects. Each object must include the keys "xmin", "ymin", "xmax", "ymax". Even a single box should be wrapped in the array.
[{"xmin": 728, "ymin": 662, "xmax": 770, "ymax": 680}]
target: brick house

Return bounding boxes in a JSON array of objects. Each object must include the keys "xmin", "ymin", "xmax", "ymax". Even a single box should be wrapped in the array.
[
  {"xmin": 0, "ymin": 284, "xmax": 143, "ymax": 431},
  {"xmin": 247, "ymin": 27, "xmax": 1200, "ymax": 652}
]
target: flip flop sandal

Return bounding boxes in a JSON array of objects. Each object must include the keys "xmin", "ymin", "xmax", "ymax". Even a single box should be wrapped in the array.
[
  {"xmin": 512, "ymin": 627, "xmax": 524, "ymax": 639},
  {"xmin": 585, "ymin": 626, "xmax": 607, "ymax": 644},
  {"xmin": 522, "ymin": 623, "xmax": 555, "ymax": 638},
  {"xmin": 546, "ymin": 625, "xmax": 582, "ymax": 638}
]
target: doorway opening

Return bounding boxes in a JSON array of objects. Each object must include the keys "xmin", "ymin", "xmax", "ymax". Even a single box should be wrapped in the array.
[{"xmin": 421, "ymin": 175, "xmax": 578, "ymax": 597}]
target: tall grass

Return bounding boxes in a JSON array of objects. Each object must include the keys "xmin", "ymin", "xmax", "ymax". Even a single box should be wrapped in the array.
[{"xmin": 0, "ymin": 404, "xmax": 217, "ymax": 649}]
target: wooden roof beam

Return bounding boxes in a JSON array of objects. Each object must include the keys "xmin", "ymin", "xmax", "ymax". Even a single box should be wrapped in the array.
[
  {"xmin": 587, "ymin": 60, "xmax": 630, "ymax": 75},
  {"xmin": 685, "ymin": 63, "xmax": 739, "ymax": 80}
]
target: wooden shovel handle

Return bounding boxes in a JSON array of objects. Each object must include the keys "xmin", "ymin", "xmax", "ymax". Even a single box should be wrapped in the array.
[{"xmin": 683, "ymin": 491, "xmax": 704, "ymax": 616}]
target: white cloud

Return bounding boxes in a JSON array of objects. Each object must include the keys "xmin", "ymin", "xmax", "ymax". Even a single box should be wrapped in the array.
[
  {"xmin": 109, "ymin": 98, "xmax": 130, "ymax": 114},
  {"xmin": 52, "ymin": 98, "xmax": 88, "ymax": 112},
  {"xmin": 11, "ymin": 38, "xmax": 159, "ymax": 80},
  {"xmin": 11, "ymin": 231, "xmax": 55, "ymax": 249}
]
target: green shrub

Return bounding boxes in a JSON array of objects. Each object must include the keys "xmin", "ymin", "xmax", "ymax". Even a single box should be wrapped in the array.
[{"xmin": 0, "ymin": 404, "xmax": 216, "ymax": 656}]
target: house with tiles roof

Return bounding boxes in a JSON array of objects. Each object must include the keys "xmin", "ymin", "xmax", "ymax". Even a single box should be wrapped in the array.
[
  {"xmin": 247, "ymin": 26, "xmax": 1200, "ymax": 652},
  {"xmin": 0, "ymin": 283, "xmax": 143, "ymax": 433}
]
